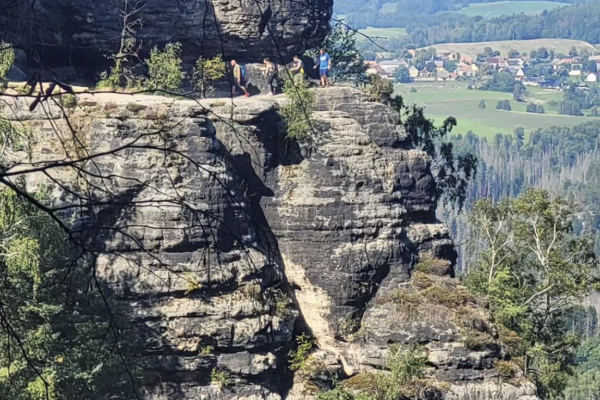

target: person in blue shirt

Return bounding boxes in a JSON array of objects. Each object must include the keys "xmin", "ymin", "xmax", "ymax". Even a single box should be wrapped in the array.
[{"xmin": 313, "ymin": 48, "xmax": 331, "ymax": 87}]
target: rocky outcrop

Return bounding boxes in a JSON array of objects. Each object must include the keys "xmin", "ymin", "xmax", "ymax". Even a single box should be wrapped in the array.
[
  {"xmin": 0, "ymin": 0, "xmax": 332, "ymax": 69},
  {"xmin": 0, "ymin": 87, "xmax": 537, "ymax": 400}
]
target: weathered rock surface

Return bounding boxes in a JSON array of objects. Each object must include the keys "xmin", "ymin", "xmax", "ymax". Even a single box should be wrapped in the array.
[
  {"xmin": 0, "ymin": 87, "xmax": 538, "ymax": 399},
  {"xmin": 0, "ymin": 0, "xmax": 331, "ymax": 68}
]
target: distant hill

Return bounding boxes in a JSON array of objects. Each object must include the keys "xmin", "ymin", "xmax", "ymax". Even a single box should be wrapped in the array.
[
  {"xmin": 420, "ymin": 39, "xmax": 596, "ymax": 58},
  {"xmin": 453, "ymin": 1, "xmax": 569, "ymax": 18}
]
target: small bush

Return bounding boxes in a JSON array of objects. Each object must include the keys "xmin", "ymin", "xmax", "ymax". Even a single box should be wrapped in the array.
[
  {"xmin": 478, "ymin": 100, "xmax": 486, "ymax": 109},
  {"xmin": 456, "ymin": 307, "xmax": 491, "ymax": 333},
  {"xmin": 498, "ymin": 325, "xmax": 523, "ymax": 354},
  {"xmin": 415, "ymin": 255, "xmax": 451, "ymax": 276},
  {"xmin": 410, "ymin": 87, "xmax": 417, "ymax": 93},
  {"xmin": 61, "ymin": 94, "xmax": 78, "ymax": 109},
  {"xmin": 281, "ymin": 76, "xmax": 316, "ymax": 141},
  {"xmin": 146, "ymin": 42, "xmax": 184, "ymax": 93},
  {"xmin": 421, "ymin": 284, "xmax": 476, "ymax": 308},
  {"xmin": 412, "ymin": 271, "xmax": 434, "ymax": 290},
  {"xmin": 193, "ymin": 55, "xmax": 227, "ymax": 98},
  {"xmin": 464, "ymin": 332, "xmax": 495, "ymax": 351},
  {"xmin": 368, "ymin": 74, "xmax": 394, "ymax": 103},
  {"xmin": 495, "ymin": 360, "xmax": 520, "ymax": 380},
  {"xmin": 0, "ymin": 41, "xmax": 15, "ymax": 80},
  {"xmin": 200, "ymin": 345, "xmax": 214, "ymax": 355},
  {"xmin": 289, "ymin": 334, "xmax": 320, "ymax": 377},
  {"xmin": 210, "ymin": 368, "xmax": 230, "ymax": 387}
]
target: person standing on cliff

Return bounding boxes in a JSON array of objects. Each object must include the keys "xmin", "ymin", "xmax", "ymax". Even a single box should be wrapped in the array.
[
  {"xmin": 263, "ymin": 58, "xmax": 278, "ymax": 96},
  {"xmin": 313, "ymin": 48, "xmax": 331, "ymax": 87},
  {"xmin": 290, "ymin": 55, "xmax": 305, "ymax": 82},
  {"xmin": 230, "ymin": 60, "xmax": 250, "ymax": 97}
]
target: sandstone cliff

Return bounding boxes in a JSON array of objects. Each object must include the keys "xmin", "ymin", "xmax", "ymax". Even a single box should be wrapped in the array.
[
  {"xmin": 0, "ymin": 87, "xmax": 538, "ymax": 400},
  {"xmin": 0, "ymin": 0, "xmax": 332, "ymax": 68}
]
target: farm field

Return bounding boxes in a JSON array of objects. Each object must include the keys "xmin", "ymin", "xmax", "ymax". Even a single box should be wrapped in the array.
[
  {"xmin": 396, "ymin": 82, "xmax": 590, "ymax": 138},
  {"xmin": 357, "ymin": 27, "xmax": 407, "ymax": 42},
  {"xmin": 454, "ymin": 1, "xmax": 569, "ymax": 18},
  {"xmin": 419, "ymin": 39, "xmax": 596, "ymax": 59}
]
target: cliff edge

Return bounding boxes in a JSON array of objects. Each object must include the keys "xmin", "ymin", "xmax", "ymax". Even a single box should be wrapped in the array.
[{"xmin": 0, "ymin": 87, "xmax": 538, "ymax": 400}]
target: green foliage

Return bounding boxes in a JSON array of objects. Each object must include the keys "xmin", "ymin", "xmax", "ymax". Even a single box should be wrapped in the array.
[
  {"xmin": 465, "ymin": 189, "xmax": 598, "ymax": 398},
  {"xmin": 526, "ymin": 102, "xmax": 546, "ymax": 114},
  {"xmin": 368, "ymin": 74, "xmax": 394, "ymax": 103},
  {"xmin": 193, "ymin": 55, "xmax": 227, "ymax": 98},
  {"xmin": 496, "ymin": 100, "xmax": 512, "ymax": 111},
  {"xmin": 559, "ymin": 100, "xmax": 583, "ymax": 116},
  {"xmin": 478, "ymin": 100, "xmax": 486, "ymax": 109},
  {"xmin": 513, "ymin": 82, "xmax": 525, "ymax": 102},
  {"xmin": 342, "ymin": 346, "xmax": 441, "ymax": 400},
  {"xmin": 289, "ymin": 334, "xmax": 319, "ymax": 377},
  {"xmin": 0, "ymin": 186, "xmax": 140, "ymax": 400},
  {"xmin": 61, "ymin": 94, "xmax": 77, "ymax": 109},
  {"xmin": 210, "ymin": 368, "xmax": 230, "ymax": 387},
  {"xmin": 394, "ymin": 67, "xmax": 412, "ymax": 83},
  {"xmin": 281, "ymin": 75, "xmax": 316, "ymax": 141},
  {"xmin": 397, "ymin": 100, "xmax": 477, "ymax": 210},
  {"xmin": 0, "ymin": 41, "xmax": 15, "ymax": 80},
  {"xmin": 307, "ymin": 23, "xmax": 367, "ymax": 85},
  {"xmin": 146, "ymin": 42, "xmax": 184, "ymax": 93}
]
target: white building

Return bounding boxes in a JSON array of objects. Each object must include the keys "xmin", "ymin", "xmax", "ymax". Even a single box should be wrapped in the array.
[{"xmin": 586, "ymin": 73, "xmax": 597, "ymax": 83}]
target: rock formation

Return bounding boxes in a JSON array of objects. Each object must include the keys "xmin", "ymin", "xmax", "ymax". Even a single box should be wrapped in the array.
[
  {"xmin": 0, "ymin": 87, "xmax": 538, "ymax": 400},
  {"xmin": 0, "ymin": 0, "xmax": 332, "ymax": 68}
]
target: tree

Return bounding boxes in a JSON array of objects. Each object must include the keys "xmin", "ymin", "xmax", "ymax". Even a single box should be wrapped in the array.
[
  {"xmin": 508, "ymin": 49, "xmax": 520, "ymax": 58},
  {"xmin": 513, "ymin": 82, "xmax": 525, "ymax": 102},
  {"xmin": 478, "ymin": 100, "xmax": 486, "ymax": 109},
  {"xmin": 368, "ymin": 74, "xmax": 394, "ymax": 102},
  {"xmin": 97, "ymin": 0, "xmax": 145, "ymax": 89},
  {"xmin": 527, "ymin": 103, "xmax": 545, "ymax": 114},
  {"xmin": 146, "ymin": 42, "xmax": 184, "ymax": 92},
  {"xmin": 496, "ymin": 100, "xmax": 511, "ymax": 111},
  {"xmin": 393, "ymin": 66, "xmax": 412, "ymax": 83},
  {"xmin": 281, "ymin": 75, "xmax": 316, "ymax": 141},
  {"xmin": 570, "ymin": 46, "xmax": 579, "ymax": 57},
  {"xmin": 193, "ymin": 55, "xmax": 227, "ymax": 97},
  {"xmin": 308, "ymin": 23, "xmax": 367, "ymax": 85},
  {"xmin": 0, "ymin": 41, "xmax": 14, "ymax": 81},
  {"xmin": 0, "ymin": 186, "xmax": 140, "ymax": 400},
  {"xmin": 465, "ymin": 189, "xmax": 598, "ymax": 399},
  {"xmin": 559, "ymin": 100, "xmax": 583, "ymax": 116},
  {"xmin": 390, "ymin": 98, "xmax": 477, "ymax": 210}
]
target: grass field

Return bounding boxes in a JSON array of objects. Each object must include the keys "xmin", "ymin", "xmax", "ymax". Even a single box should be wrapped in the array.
[
  {"xmin": 420, "ymin": 39, "xmax": 596, "ymax": 59},
  {"xmin": 396, "ymin": 82, "xmax": 590, "ymax": 138},
  {"xmin": 357, "ymin": 27, "xmax": 407, "ymax": 42},
  {"xmin": 455, "ymin": 1, "xmax": 569, "ymax": 18}
]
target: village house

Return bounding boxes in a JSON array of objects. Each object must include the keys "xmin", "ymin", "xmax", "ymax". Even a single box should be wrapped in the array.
[
  {"xmin": 408, "ymin": 65, "xmax": 419, "ymax": 78},
  {"xmin": 586, "ymin": 72, "xmax": 597, "ymax": 83},
  {"xmin": 379, "ymin": 59, "xmax": 409, "ymax": 74}
]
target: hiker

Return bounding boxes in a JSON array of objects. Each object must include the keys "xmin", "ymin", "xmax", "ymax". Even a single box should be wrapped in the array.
[
  {"xmin": 313, "ymin": 48, "xmax": 331, "ymax": 87},
  {"xmin": 263, "ymin": 58, "xmax": 278, "ymax": 96},
  {"xmin": 290, "ymin": 55, "xmax": 305, "ymax": 82},
  {"xmin": 230, "ymin": 60, "xmax": 250, "ymax": 97}
]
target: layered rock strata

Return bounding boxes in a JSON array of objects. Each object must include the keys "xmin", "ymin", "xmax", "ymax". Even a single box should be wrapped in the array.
[
  {"xmin": 0, "ymin": 87, "xmax": 537, "ymax": 400},
  {"xmin": 0, "ymin": 0, "xmax": 332, "ymax": 67}
]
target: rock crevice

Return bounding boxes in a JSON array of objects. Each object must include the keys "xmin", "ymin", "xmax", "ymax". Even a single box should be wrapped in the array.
[{"xmin": 0, "ymin": 88, "xmax": 537, "ymax": 400}]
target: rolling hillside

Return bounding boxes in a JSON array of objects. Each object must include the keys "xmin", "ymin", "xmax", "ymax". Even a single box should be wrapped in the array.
[
  {"xmin": 454, "ymin": 1, "xmax": 569, "ymax": 18},
  {"xmin": 420, "ymin": 39, "xmax": 595, "ymax": 59}
]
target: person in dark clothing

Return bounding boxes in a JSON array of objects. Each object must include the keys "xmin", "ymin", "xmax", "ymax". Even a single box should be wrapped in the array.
[{"xmin": 263, "ymin": 58, "xmax": 278, "ymax": 95}]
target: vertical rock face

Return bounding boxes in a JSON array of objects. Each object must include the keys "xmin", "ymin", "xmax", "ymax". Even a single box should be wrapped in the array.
[
  {"xmin": 0, "ymin": 87, "xmax": 537, "ymax": 399},
  {"xmin": 0, "ymin": 0, "xmax": 332, "ymax": 66}
]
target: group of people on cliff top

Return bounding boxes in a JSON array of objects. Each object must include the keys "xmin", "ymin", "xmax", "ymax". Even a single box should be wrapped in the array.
[{"xmin": 230, "ymin": 48, "xmax": 332, "ymax": 97}]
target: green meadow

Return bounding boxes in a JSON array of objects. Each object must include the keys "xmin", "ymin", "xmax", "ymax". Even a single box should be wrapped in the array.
[{"xmin": 396, "ymin": 82, "xmax": 590, "ymax": 139}]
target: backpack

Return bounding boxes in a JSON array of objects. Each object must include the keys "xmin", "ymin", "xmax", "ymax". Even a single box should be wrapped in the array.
[{"xmin": 240, "ymin": 65, "xmax": 246, "ymax": 79}]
